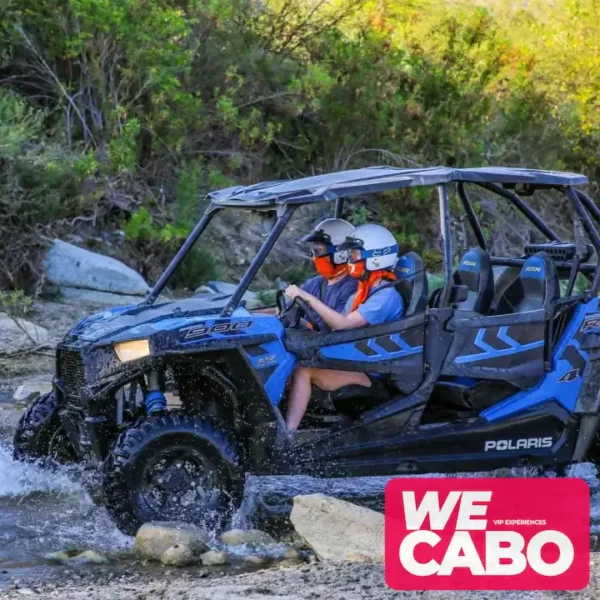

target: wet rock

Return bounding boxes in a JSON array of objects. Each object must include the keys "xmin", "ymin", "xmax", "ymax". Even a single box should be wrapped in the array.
[
  {"xmin": 44, "ymin": 239, "xmax": 150, "ymax": 295},
  {"xmin": 275, "ymin": 548, "xmax": 306, "ymax": 569},
  {"xmin": 193, "ymin": 285, "xmax": 215, "ymax": 295},
  {"xmin": 68, "ymin": 550, "xmax": 110, "ymax": 565},
  {"xmin": 290, "ymin": 494, "xmax": 384, "ymax": 563},
  {"xmin": 44, "ymin": 549, "xmax": 109, "ymax": 565},
  {"xmin": 160, "ymin": 544, "xmax": 198, "ymax": 567},
  {"xmin": 0, "ymin": 313, "xmax": 50, "ymax": 351},
  {"xmin": 13, "ymin": 381, "xmax": 52, "ymax": 404},
  {"xmin": 282, "ymin": 547, "xmax": 302, "ymax": 560},
  {"xmin": 136, "ymin": 522, "xmax": 210, "ymax": 562},
  {"xmin": 45, "ymin": 550, "xmax": 80, "ymax": 563},
  {"xmin": 200, "ymin": 550, "xmax": 228, "ymax": 566},
  {"xmin": 242, "ymin": 555, "xmax": 269, "ymax": 566},
  {"xmin": 276, "ymin": 557, "xmax": 306, "ymax": 569},
  {"xmin": 219, "ymin": 529, "xmax": 277, "ymax": 549},
  {"xmin": 492, "ymin": 467, "xmax": 516, "ymax": 477}
]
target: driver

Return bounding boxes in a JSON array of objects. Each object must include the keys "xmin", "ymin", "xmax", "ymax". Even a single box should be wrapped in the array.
[
  {"xmin": 299, "ymin": 218, "xmax": 358, "ymax": 330},
  {"xmin": 257, "ymin": 218, "xmax": 357, "ymax": 321},
  {"xmin": 283, "ymin": 224, "xmax": 403, "ymax": 431}
]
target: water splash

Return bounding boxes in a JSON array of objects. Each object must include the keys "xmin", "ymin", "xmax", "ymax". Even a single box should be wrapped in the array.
[
  {"xmin": 0, "ymin": 442, "xmax": 81, "ymax": 497},
  {"xmin": 0, "ymin": 441, "xmax": 132, "ymax": 571}
]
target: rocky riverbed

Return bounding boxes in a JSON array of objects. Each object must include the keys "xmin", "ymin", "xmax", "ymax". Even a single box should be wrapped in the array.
[
  {"xmin": 3, "ymin": 559, "xmax": 600, "ymax": 600},
  {"xmin": 1, "ymin": 298, "xmax": 600, "ymax": 599}
]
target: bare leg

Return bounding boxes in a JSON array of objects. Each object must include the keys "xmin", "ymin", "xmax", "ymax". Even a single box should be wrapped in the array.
[
  {"xmin": 286, "ymin": 367, "xmax": 313, "ymax": 431},
  {"xmin": 286, "ymin": 368, "xmax": 371, "ymax": 431}
]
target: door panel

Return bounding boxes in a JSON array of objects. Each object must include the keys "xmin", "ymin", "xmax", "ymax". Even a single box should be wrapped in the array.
[
  {"xmin": 284, "ymin": 313, "xmax": 426, "ymax": 393},
  {"xmin": 442, "ymin": 309, "xmax": 547, "ymax": 389}
]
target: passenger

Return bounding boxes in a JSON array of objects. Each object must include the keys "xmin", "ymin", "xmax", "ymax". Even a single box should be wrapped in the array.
[{"xmin": 284, "ymin": 224, "xmax": 403, "ymax": 431}]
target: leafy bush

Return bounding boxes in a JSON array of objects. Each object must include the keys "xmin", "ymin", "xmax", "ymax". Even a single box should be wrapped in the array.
[
  {"xmin": 0, "ymin": 90, "xmax": 95, "ymax": 291},
  {"xmin": 1, "ymin": 0, "xmax": 600, "ymax": 293},
  {"xmin": 0, "ymin": 289, "xmax": 32, "ymax": 318}
]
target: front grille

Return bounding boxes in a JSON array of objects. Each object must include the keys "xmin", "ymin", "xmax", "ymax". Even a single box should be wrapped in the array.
[{"xmin": 59, "ymin": 350, "xmax": 86, "ymax": 396}]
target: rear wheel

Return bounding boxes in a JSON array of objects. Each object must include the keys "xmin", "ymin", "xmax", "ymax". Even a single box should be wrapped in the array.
[
  {"xmin": 13, "ymin": 392, "xmax": 77, "ymax": 464},
  {"xmin": 103, "ymin": 415, "xmax": 244, "ymax": 536}
]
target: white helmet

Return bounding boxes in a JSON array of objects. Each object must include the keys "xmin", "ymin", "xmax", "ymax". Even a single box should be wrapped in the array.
[
  {"xmin": 302, "ymin": 218, "xmax": 355, "ymax": 265},
  {"xmin": 340, "ymin": 224, "xmax": 399, "ymax": 272}
]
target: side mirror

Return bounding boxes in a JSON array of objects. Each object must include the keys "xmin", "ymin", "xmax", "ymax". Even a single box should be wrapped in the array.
[{"xmin": 260, "ymin": 211, "xmax": 277, "ymax": 237}]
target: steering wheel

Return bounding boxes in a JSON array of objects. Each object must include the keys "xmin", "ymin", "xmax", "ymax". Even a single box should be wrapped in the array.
[
  {"xmin": 293, "ymin": 297, "xmax": 322, "ymax": 332},
  {"xmin": 276, "ymin": 289, "xmax": 289, "ymax": 317},
  {"xmin": 276, "ymin": 290, "xmax": 322, "ymax": 332}
]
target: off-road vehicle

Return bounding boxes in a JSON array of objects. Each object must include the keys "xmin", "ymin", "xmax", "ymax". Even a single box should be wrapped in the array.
[{"xmin": 14, "ymin": 166, "xmax": 600, "ymax": 534}]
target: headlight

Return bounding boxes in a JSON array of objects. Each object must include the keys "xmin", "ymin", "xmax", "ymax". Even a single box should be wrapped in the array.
[{"xmin": 114, "ymin": 339, "xmax": 150, "ymax": 362}]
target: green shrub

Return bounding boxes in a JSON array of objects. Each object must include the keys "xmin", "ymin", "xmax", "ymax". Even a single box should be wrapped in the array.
[{"xmin": 169, "ymin": 247, "xmax": 219, "ymax": 290}]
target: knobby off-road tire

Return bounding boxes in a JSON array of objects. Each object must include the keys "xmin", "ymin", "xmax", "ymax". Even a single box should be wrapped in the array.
[
  {"xmin": 13, "ymin": 391, "xmax": 77, "ymax": 464},
  {"xmin": 103, "ymin": 414, "xmax": 244, "ymax": 536}
]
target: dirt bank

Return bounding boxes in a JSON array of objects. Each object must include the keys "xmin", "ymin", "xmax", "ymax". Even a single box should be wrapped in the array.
[
  {"xmin": 0, "ymin": 299, "xmax": 107, "ymax": 381},
  {"xmin": 2, "ymin": 559, "xmax": 599, "ymax": 600}
]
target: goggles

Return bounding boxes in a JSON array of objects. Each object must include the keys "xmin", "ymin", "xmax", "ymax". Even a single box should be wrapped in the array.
[
  {"xmin": 310, "ymin": 243, "xmax": 337, "ymax": 258},
  {"xmin": 343, "ymin": 241, "xmax": 399, "ymax": 262}
]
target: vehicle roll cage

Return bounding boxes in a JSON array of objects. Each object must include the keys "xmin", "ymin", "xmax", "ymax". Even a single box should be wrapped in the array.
[{"xmin": 142, "ymin": 166, "xmax": 598, "ymax": 315}]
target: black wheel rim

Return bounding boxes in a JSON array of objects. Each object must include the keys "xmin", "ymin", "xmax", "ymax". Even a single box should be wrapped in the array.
[
  {"xmin": 47, "ymin": 427, "xmax": 76, "ymax": 463},
  {"xmin": 139, "ymin": 445, "xmax": 221, "ymax": 523}
]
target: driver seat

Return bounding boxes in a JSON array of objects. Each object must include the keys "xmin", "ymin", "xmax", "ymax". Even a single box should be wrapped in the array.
[
  {"xmin": 395, "ymin": 252, "xmax": 429, "ymax": 316},
  {"xmin": 309, "ymin": 381, "xmax": 391, "ymax": 420}
]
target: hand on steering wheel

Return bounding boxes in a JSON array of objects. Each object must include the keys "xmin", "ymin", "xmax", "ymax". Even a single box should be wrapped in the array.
[{"xmin": 277, "ymin": 288, "xmax": 321, "ymax": 332}]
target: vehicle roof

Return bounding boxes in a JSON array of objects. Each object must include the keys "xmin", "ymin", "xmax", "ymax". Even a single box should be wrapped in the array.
[{"xmin": 207, "ymin": 166, "xmax": 589, "ymax": 208}]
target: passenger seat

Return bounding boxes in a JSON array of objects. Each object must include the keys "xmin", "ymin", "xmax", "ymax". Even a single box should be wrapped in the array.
[
  {"xmin": 395, "ymin": 252, "xmax": 429, "ymax": 316},
  {"xmin": 514, "ymin": 252, "xmax": 559, "ymax": 312},
  {"xmin": 454, "ymin": 247, "xmax": 494, "ymax": 314}
]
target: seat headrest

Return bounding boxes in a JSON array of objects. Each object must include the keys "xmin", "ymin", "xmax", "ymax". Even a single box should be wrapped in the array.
[
  {"xmin": 455, "ymin": 247, "xmax": 494, "ymax": 314},
  {"xmin": 395, "ymin": 251, "xmax": 428, "ymax": 316},
  {"xmin": 395, "ymin": 252, "xmax": 423, "ymax": 282},
  {"xmin": 516, "ymin": 252, "xmax": 559, "ymax": 312}
]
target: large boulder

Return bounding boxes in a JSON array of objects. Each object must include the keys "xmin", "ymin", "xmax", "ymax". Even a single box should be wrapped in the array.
[
  {"xmin": 0, "ymin": 312, "xmax": 49, "ymax": 351},
  {"xmin": 290, "ymin": 494, "xmax": 384, "ymax": 563},
  {"xmin": 135, "ymin": 522, "xmax": 210, "ymax": 562},
  {"xmin": 45, "ymin": 239, "xmax": 150, "ymax": 295}
]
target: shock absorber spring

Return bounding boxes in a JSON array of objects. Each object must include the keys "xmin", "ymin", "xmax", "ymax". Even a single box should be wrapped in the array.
[{"xmin": 145, "ymin": 369, "xmax": 167, "ymax": 414}]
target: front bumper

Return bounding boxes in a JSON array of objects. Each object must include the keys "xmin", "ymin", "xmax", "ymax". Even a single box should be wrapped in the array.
[{"xmin": 54, "ymin": 343, "xmax": 148, "ymax": 463}]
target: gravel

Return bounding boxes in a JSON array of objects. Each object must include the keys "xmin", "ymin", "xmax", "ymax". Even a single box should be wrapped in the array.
[{"xmin": 2, "ymin": 559, "xmax": 599, "ymax": 600}]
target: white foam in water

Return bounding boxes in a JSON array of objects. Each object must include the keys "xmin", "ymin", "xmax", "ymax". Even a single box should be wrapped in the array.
[
  {"xmin": 0, "ymin": 441, "xmax": 133, "ymax": 560},
  {"xmin": 0, "ymin": 442, "xmax": 81, "ymax": 497}
]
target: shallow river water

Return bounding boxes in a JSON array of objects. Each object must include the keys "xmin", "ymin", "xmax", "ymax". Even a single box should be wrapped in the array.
[{"xmin": 0, "ymin": 436, "xmax": 599, "ymax": 591}]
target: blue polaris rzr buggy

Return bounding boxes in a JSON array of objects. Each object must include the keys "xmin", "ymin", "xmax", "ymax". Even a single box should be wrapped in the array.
[{"xmin": 14, "ymin": 166, "xmax": 600, "ymax": 534}]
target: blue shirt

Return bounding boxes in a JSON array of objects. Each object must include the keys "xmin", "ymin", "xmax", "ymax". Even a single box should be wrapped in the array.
[
  {"xmin": 302, "ymin": 275, "xmax": 358, "ymax": 330},
  {"xmin": 344, "ymin": 283, "xmax": 404, "ymax": 325}
]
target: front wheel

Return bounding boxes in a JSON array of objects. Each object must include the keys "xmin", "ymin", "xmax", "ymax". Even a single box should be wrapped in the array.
[
  {"xmin": 103, "ymin": 415, "xmax": 244, "ymax": 536},
  {"xmin": 13, "ymin": 392, "xmax": 78, "ymax": 464}
]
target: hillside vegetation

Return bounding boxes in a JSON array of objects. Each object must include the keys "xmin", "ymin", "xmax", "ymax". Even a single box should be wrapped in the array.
[{"xmin": 0, "ymin": 0, "xmax": 598, "ymax": 292}]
